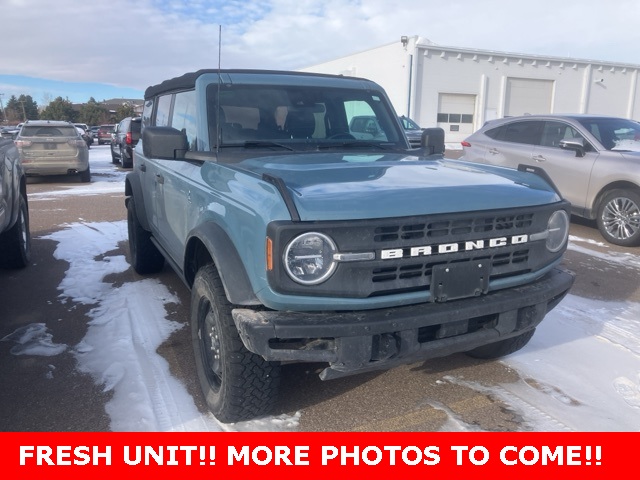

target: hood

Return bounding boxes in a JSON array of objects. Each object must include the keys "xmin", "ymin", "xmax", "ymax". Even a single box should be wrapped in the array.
[
  {"xmin": 234, "ymin": 152, "xmax": 561, "ymax": 221},
  {"xmin": 618, "ymin": 150, "xmax": 640, "ymax": 159}
]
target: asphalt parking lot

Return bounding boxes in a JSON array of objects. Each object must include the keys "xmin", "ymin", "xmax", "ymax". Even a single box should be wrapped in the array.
[{"xmin": 1, "ymin": 145, "xmax": 639, "ymax": 432}]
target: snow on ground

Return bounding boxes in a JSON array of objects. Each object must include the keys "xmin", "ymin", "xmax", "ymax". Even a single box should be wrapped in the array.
[
  {"xmin": 40, "ymin": 219, "xmax": 298, "ymax": 432},
  {"xmin": 5, "ymin": 146, "xmax": 640, "ymax": 431}
]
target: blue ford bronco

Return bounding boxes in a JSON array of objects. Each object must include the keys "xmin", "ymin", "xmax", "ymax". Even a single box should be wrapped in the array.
[{"xmin": 125, "ymin": 69, "xmax": 574, "ymax": 423}]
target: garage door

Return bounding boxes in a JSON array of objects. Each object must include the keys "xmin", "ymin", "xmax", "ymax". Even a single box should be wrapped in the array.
[
  {"xmin": 436, "ymin": 93, "xmax": 476, "ymax": 144},
  {"xmin": 504, "ymin": 78, "xmax": 553, "ymax": 116}
]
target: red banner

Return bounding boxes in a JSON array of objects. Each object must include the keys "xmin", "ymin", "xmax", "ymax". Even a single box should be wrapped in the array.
[{"xmin": 2, "ymin": 432, "xmax": 631, "ymax": 479}]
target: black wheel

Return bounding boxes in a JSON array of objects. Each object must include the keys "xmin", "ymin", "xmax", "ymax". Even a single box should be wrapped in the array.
[
  {"xmin": 79, "ymin": 166, "xmax": 91, "ymax": 183},
  {"xmin": 465, "ymin": 329, "xmax": 535, "ymax": 359},
  {"xmin": 111, "ymin": 147, "xmax": 119, "ymax": 164},
  {"xmin": 596, "ymin": 189, "xmax": 640, "ymax": 246},
  {"xmin": 0, "ymin": 193, "xmax": 31, "ymax": 269},
  {"xmin": 191, "ymin": 264, "xmax": 280, "ymax": 423},
  {"xmin": 127, "ymin": 196, "xmax": 164, "ymax": 274}
]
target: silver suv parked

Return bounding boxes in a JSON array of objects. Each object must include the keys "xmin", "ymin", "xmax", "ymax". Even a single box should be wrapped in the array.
[
  {"xmin": 461, "ymin": 114, "xmax": 640, "ymax": 246},
  {"xmin": 15, "ymin": 120, "xmax": 90, "ymax": 182}
]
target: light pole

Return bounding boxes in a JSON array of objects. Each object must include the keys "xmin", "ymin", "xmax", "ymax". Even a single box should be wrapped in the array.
[{"xmin": 19, "ymin": 100, "xmax": 27, "ymax": 121}]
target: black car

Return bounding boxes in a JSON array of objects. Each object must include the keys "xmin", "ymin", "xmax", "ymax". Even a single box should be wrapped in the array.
[{"xmin": 110, "ymin": 117, "xmax": 141, "ymax": 168}]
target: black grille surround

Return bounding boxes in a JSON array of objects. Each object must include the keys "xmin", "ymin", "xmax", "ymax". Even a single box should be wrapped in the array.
[{"xmin": 267, "ymin": 202, "xmax": 570, "ymax": 299}]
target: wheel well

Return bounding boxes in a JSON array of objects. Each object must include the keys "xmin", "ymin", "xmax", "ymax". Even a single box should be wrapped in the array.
[
  {"xmin": 184, "ymin": 238, "xmax": 213, "ymax": 288},
  {"xmin": 125, "ymin": 177, "xmax": 133, "ymax": 197},
  {"xmin": 591, "ymin": 181, "xmax": 640, "ymax": 219},
  {"xmin": 183, "ymin": 228, "xmax": 260, "ymax": 305}
]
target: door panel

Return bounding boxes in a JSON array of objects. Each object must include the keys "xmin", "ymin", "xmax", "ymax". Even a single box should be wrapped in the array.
[
  {"xmin": 528, "ymin": 121, "xmax": 598, "ymax": 210},
  {"xmin": 530, "ymin": 146, "xmax": 597, "ymax": 210}
]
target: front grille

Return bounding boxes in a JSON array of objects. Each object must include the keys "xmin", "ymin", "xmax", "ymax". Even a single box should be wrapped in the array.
[
  {"xmin": 372, "ymin": 249, "xmax": 529, "ymax": 284},
  {"xmin": 267, "ymin": 204, "xmax": 567, "ymax": 299},
  {"xmin": 373, "ymin": 213, "xmax": 534, "ymax": 243}
]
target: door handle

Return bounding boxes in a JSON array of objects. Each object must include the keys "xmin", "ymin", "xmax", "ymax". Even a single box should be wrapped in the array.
[
  {"xmin": 139, "ymin": 164, "xmax": 146, "ymax": 172},
  {"xmin": 488, "ymin": 148, "xmax": 499, "ymax": 155},
  {"xmin": 156, "ymin": 174, "xmax": 164, "ymax": 185},
  {"xmin": 532, "ymin": 155, "xmax": 546, "ymax": 162}
]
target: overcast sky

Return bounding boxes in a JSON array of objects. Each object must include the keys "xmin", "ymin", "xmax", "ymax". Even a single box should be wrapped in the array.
[{"xmin": 2, "ymin": 0, "xmax": 640, "ymax": 106}]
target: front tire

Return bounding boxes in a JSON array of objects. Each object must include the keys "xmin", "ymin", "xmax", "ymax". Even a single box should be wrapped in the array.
[
  {"xmin": 465, "ymin": 329, "xmax": 535, "ymax": 359},
  {"xmin": 0, "ymin": 193, "xmax": 31, "ymax": 269},
  {"xmin": 191, "ymin": 264, "xmax": 280, "ymax": 423},
  {"xmin": 597, "ymin": 189, "xmax": 640, "ymax": 246},
  {"xmin": 127, "ymin": 196, "xmax": 164, "ymax": 274}
]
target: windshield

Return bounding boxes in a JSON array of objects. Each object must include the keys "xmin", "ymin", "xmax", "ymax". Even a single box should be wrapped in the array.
[
  {"xmin": 577, "ymin": 117, "xmax": 640, "ymax": 151},
  {"xmin": 205, "ymin": 83, "xmax": 403, "ymax": 149}
]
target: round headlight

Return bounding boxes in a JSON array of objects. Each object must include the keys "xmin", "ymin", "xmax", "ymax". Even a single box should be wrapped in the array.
[
  {"xmin": 284, "ymin": 232, "xmax": 337, "ymax": 285},
  {"xmin": 546, "ymin": 210, "xmax": 569, "ymax": 252}
]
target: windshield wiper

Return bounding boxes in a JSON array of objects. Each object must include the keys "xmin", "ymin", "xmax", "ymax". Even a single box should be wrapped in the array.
[
  {"xmin": 243, "ymin": 141, "xmax": 294, "ymax": 151},
  {"xmin": 318, "ymin": 141, "xmax": 393, "ymax": 150}
]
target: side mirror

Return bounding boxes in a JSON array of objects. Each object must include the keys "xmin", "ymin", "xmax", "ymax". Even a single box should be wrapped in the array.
[
  {"xmin": 421, "ymin": 127, "xmax": 445, "ymax": 155},
  {"xmin": 559, "ymin": 137, "xmax": 585, "ymax": 157},
  {"xmin": 142, "ymin": 126, "xmax": 188, "ymax": 160}
]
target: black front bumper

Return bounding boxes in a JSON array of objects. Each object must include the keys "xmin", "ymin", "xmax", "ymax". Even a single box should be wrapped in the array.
[{"xmin": 232, "ymin": 267, "xmax": 574, "ymax": 380}]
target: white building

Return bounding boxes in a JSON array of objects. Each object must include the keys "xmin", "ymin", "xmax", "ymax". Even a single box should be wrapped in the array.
[{"xmin": 301, "ymin": 36, "xmax": 640, "ymax": 144}]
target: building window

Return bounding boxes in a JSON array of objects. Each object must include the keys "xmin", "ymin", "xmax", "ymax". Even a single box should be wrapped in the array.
[{"xmin": 437, "ymin": 113, "xmax": 474, "ymax": 124}]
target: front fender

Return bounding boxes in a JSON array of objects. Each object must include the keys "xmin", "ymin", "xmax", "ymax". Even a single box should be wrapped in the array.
[{"xmin": 185, "ymin": 222, "xmax": 259, "ymax": 306}]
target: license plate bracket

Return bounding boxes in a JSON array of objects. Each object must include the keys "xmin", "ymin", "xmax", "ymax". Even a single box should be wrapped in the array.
[{"xmin": 431, "ymin": 261, "xmax": 490, "ymax": 302}]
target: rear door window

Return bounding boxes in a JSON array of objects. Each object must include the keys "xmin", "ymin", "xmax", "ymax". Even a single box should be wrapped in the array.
[{"xmin": 503, "ymin": 121, "xmax": 542, "ymax": 145}]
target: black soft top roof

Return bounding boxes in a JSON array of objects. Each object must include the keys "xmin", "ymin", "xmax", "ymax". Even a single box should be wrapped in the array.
[{"xmin": 144, "ymin": 69, "xmax": 373, "ymax": 100}]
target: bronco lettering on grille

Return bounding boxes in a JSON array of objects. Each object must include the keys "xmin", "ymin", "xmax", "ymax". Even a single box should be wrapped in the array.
[{"xmin": 380, "ymin": 235, "xmax": 528, "ymax": 260}]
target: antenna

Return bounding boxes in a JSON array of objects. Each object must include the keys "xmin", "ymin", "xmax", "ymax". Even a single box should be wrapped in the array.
[{"xmin": 216, "ymin": 25, "xmax": 222, "ymax": 154}]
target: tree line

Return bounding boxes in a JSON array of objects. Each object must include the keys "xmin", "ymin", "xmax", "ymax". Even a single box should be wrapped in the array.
[{"xmin": 1, "ymin": 94, "xmax": 136, "ymax": 126}]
